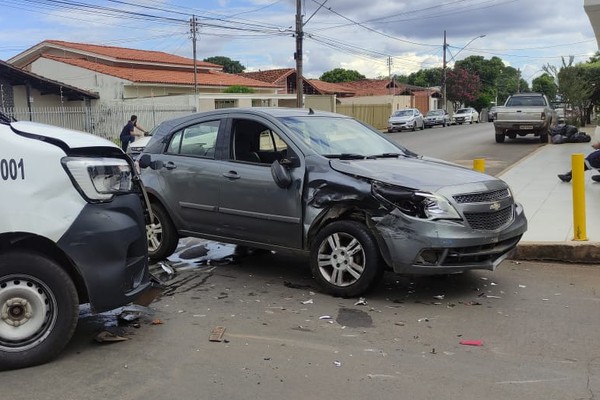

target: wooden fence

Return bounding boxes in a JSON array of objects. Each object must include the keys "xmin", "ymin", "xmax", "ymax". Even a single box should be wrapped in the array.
[
  {"xmin": 336, "ymin": 104, "xmax": 393, "ymax": 131},
  {"xmin": 1, "ymin": 104, "xmax": 197, "ymax": 141}
]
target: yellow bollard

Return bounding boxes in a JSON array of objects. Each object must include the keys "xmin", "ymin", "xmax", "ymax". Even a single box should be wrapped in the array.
[
  {"xmin": 571, "ymin": 153, "xmax": 587, "ymax": 241},
  {"xmin": 473, "ymin": 158, "xmax": 485, "ymax": 172}
]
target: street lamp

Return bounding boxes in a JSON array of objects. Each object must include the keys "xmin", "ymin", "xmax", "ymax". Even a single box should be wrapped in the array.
[{"xmin": 442, "ymin": 33, "xmax": 486, "ymax": 111}]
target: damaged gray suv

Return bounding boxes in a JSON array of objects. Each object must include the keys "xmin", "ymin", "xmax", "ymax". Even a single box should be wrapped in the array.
[{"xmin": 139, "ymin": 108, "xmax": 527, "ymax": 297}]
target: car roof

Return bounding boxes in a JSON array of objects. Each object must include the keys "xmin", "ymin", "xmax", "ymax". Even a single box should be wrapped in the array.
[{"xmin": 511, "ymin": 92, "xmax": 544, "ymax": 97}]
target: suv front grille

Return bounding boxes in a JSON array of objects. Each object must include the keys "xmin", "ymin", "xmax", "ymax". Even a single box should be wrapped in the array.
[
  {"xmin": 464, "ymin": 206, "xmax": 513, "ymax": 230},
  {"xmin": 453, "ymin": 188, "xmax": 510, "ymax": 204}
]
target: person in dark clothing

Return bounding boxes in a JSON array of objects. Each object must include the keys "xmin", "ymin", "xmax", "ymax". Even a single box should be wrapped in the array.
[
  {"xmin": 120, "ymin": 115, "xmax": 147, "ymax": 152},
  {"xmin": 558, "ymin": 142, "xmax": 600, "ymax": 182}
]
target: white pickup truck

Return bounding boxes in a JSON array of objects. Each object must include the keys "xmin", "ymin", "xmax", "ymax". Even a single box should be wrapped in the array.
[{"xmin": 493, "ymin": 93, "xmax": 558, "ymax": 143}]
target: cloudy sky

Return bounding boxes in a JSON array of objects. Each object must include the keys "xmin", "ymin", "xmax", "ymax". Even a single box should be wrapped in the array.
[{"xmin": 1, "ymin": 0, "xmax": 598, "ymax": 83}]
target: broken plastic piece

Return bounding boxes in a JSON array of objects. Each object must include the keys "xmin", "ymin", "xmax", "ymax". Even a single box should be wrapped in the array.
[
  {"xmin": 301, "ymin": 299, "xmax": 314, "ymax": 305},
  {"xmin": 150, "ymin": 319, "xmax": 164, "ymax": 325},
  {"xmin": 433, "ymin": 295, "xmax": 445, "ymax": 300},
  {"xmin": 319, "ymin": 315, "xmax": 332, "ymax": 320},
  {"xmin": 459, "ymin": 340, "xmax": 483, "ymax": 346},
  {"xmin": 333, "ymin": 361, "xmax": 341, "ymax": 367},
  {"xmin": 354, "ymin": 297, "xmax": 367, "ymax": 306}
]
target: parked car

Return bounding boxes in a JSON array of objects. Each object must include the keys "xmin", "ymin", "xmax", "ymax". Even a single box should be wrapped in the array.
[
  {"xmin": 126, "ymin": 127, "xmax": 156, "ymax": 158},
  {"xmin": 139, "ymin": 108, "xmax": 527, "ymax": 297},
  {"xmin": 424, "ymin": 109, "xmax": 449, "ymax": 128},
  {"xmin": 488, "ymin": 106, "xmax": 498, "ymax": 122},
  {"xmin": 452, "ymin": 108, "xmax": 479, "ymax": 125},
  {"xmin": 387, "ymin": 108, "xmax": 424, "ymax": 132},
  {"xmin": 494, "ymin": 93, "xmax": 557, "ymax": 143}
]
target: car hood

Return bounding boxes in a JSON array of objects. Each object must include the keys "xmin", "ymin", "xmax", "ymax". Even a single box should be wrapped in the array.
[
  {"xmin": 11, "ymin": 121, "xmax": 118, "ymax": 149},
  {"xmin": 130, "ymin": 135, "xmax": 152, "ymax": 148},
  {"xmin": 329, "ymin": 157, "xmax": 493, "ymax": 191}
]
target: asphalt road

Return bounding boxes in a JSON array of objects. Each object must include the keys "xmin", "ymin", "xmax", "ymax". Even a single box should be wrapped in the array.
[
  {"xmin": 386, "ymin": 121, "xmax": 545, "ymax": 176},
  {"xmin": 3, "ymin": 244, "xmax": 600, "ymax": 400},
  {"xmin": 4, "ymin": 124, "xmax": 593, "ymax": 400}
]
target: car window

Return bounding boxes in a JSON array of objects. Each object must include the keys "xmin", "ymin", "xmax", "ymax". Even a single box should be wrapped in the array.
[
  {"xmin": 166, "ymin": 120, "xmax": 220, "ymax": 158},
  {"xmin": 392, "ymin": 110, "xmax": 414, "ymax": 117},
  {"xmin": 232, "ymin": 119, "xmax": 290, "ymax": 165}
]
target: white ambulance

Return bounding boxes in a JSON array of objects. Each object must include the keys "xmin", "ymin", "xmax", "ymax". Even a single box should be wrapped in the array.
[{"xmin": 0, "ymin": 111, "xmax": 152, "ymax": 370}]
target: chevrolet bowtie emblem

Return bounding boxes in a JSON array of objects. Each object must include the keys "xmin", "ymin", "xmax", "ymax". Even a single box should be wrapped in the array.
[{"xmin": 490, "ymin": 202, "xmax": 501, "ymax": 211}]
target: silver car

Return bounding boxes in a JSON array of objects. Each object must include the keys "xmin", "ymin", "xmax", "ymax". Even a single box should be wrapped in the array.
[
  {"xmin": 387, "ymin": 108, "xmax": 424, "ymax": 132},
  {"xmin": 139, "ymin": 108, "xmax": 527, "ymax": 297}
]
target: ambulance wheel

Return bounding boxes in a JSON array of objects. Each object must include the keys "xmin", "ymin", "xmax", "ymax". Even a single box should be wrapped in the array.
[
  {"xmin": 147, "ymin": 203, "xmax": 178, "ymax": 260},
  {"xmin": 0, "ymin": 251, "xmax": 79, "ymax": 370}
]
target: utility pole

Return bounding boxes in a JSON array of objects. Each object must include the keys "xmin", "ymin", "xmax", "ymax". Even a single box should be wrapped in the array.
[
  {"xmin": 442, "ymin": 30, "xmax": 447, "ymax": 111},
  {"xmin": 295, "ymin": 0, "xmax": 303, "ymax": 108},
  {"xmin": 517, "ymin": 68, "xmax": 521, "ymax": 93},
  {"xmin": 387, "ymin": 56, "xmax": 393, "ymax": 96},
  {"xmin": 190, "ymin": 16, "xmax": 198, "ymax": 96}
]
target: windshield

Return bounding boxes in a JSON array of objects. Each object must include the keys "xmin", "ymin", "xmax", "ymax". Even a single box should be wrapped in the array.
[
  {"xmin": 391, "ymin": 110, "xmax": 414, "ymax": 117},
  {"xmin": 456, "ymin": 109, "xmax": 470, "ymax": 114},
  {"xmin": 427, "ymin": 110, "xmax": 443, "ymax": 116},
  {"xmin": 278, "ymin": 115, "xmax": 411, "ymax": 157}
]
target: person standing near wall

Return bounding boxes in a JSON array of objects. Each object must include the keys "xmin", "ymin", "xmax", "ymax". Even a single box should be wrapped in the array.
[{"xmin": 120, "ymin": 115, "xmax": 147, "ymax": 152}]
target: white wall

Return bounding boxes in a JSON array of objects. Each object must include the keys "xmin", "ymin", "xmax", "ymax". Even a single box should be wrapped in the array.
[{"xmin": 12, "ymin": 85, "xmax": 87, "ymax": 108}]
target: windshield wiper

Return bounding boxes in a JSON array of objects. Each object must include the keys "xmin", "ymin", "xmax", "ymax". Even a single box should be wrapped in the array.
[
  {"xmin": 323, "ymin": 153, "xmax": 367, "ymax": 160},
  {"xmin": 369, "ymin": 153, "xmax": 403, "ymax": 158}
]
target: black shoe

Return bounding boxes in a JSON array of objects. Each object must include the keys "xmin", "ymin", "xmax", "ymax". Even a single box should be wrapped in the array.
[
  {"xmin": 558, "ymin": 173, "xmax": 572, "ymax": 182},
  {"xmin": 592, "ymin": 175, "xmax": 600, "ymax": 182}
]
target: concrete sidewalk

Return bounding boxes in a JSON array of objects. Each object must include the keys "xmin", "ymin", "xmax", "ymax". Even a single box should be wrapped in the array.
[{"xmin": 497, "ymin": 129, "xmax": 600, "ymax": 262}]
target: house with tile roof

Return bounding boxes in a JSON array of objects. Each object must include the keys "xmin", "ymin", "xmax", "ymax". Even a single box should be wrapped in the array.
[
  {"xmin": 0, "ymin": 59, "xmax": 98, "ymax": 111},
  {"xmin": 8, "ymin": 40, "xmax": 296, "ymax": 111}
]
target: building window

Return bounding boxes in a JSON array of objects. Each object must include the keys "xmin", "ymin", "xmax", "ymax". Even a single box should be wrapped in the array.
[
  {"xmin": 252, "ymin": 99, "xmax": 271, "ymax": 107},
  {"xmin": 215, "ymin": 99, "xmax": 236, "ymax": 109}
]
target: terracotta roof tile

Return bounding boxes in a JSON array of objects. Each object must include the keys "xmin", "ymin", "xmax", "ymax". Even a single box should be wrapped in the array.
[
  {"xmin": 239, "ymin": 68, "xmax": 295, "ymax": 84},
  {"xmin": 44, "ymin": 40, "xmax": 220, "ymax": 68},
  {"xmin": 42, "ymin": 55, "xmax": 278, "ymax": 88},
  {"xmin": 306, "ymin": 79, "xmax": 355, "ymax": 95}
]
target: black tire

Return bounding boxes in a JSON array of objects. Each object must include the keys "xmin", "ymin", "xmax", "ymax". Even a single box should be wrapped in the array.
[
  {"xmin": 0, "ymin": 251, "xmax": 79, "ymax": 370},
  {"xmin": 412, "ymin": 124, "xmax": 416, "ymax": 132},
  {"xmin": 540, "ymin": 130, "xmax": 549, "ymax": 143},
  {"xmin": 310, "ymin": 221, "xmax": 383, "ymax": 297},
  {"xmin": 495, "ymin": 133, "xmax": 505, "ymax": 143},
  {"xmin": 147, "ymin": 203, "xmax": 179, "ymax": 260},
  {"xmin": 387, "ymin": 129, "xmax": 392, "ymax": 133}
]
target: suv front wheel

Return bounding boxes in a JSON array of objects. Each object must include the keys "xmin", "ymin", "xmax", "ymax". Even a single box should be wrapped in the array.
[
  {"xmin": 147, "ymin": 203, "xmax": 179, "ymax": 261},
  {"xmin": 310, "ymin": 221, "xmax": 383, "ymax": 297}
]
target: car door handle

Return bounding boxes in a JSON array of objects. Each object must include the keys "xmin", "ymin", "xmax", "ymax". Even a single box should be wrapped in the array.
[
  {"xmin": 223, "ymin": 171, "xmax": 240, "ymax": 179},
  {"xmin": 164, "ymin": 161, "xmax": 177, "ymax": 170}
]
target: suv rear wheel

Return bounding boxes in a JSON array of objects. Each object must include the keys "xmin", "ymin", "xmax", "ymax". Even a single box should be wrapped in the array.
[{"xmin": 310, "ymin": 221, "xmax": 383, "ymax": 297}]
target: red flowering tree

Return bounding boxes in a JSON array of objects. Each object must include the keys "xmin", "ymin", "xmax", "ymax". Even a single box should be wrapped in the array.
[{"xmin": 446, "ymin": 67, "xmax": 481, "ymax": 111}]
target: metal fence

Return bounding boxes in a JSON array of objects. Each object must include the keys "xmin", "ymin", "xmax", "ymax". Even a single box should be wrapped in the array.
[
  {"xmin": 1, "ymin": 104, "xmax": 197, "ymax": 141},
  {"xmin": 336, "ymin": 103, "xmax": 393, "ymax": 131}
]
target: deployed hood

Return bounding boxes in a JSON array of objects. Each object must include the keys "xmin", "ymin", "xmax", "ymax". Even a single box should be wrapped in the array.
[
  {"xmin": 329, "ymin": 156, "xmax": 494, "ymax": 192},
  {"xmin": 11, "ymin": 121, "xmax": 118, "ymax": 150}
]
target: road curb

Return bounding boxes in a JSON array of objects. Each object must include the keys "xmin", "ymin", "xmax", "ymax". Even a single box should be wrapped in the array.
[{"xmin": 512, "ymin": 241, "xmax": 600, "ymax": 263}]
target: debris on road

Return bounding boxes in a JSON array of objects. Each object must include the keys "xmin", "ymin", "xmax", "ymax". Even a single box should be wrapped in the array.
[
  {"xmin": 95, "ymin": 331, "xmax": 129, "ymax": 343},
  {"xmin": 301, "ymin": 299, "xmax": 314, "ymax": 305},
  {"xmin": 433, "ymin": 295, "xmax": 445, "ymax": 300},
  {"xmin": 459, "ymin": 340, "xmax": 483, "ymax": 346},
  {"xmin": 319, "ymin": 315, "xmax": 332, "ymax": 320},
  {"xmin": 209, "ymin": 326, "xmax": 226, "ymax": 342},
  {"xmin": 151, "ymin": 319, "xmax": 164, "ymax": 325},
  {"xmin": 354, "ymin": 297, "xmax": 367, "ymax": 306},
  {"xmin": 333, "ymin": 361, "xmax": 342, "ymax": 367}
]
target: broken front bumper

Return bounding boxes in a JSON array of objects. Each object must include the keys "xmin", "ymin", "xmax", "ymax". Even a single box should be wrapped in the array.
[{"xmin": 372, "ymin": 202, "xmax": 527, "ymax": 275}]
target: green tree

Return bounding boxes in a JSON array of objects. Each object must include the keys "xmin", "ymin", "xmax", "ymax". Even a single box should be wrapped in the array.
[
  {"xmin": 203, "ymin": 56, "xmax": 246, "ymax": 73},
  {"xmin": 405, "ymin": 68, "xmax": 443, "ymax": 87},
  {"xmin": 223, "ymin": 85, "xmax": 254, "ymax": 93},
  {"xmin": 320, "ymin": 68, "xmax": 366, "ymax": 83},
  {"xmin": 558, "ymin": 65, "xmax": 593, "ymax": 126},
  {"xmin": 532, "ymin": 73, "xmax": 558, "ymax": 101}
]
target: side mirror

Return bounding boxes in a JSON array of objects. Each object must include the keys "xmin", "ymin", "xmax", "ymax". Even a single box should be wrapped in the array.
[
  {"xmin": 138, "ymin": 154, "xmax": 163, "ymax": 170},
  {"xmin": 271, "ymin": 160, "xmax": 292, "ymax": 189}
]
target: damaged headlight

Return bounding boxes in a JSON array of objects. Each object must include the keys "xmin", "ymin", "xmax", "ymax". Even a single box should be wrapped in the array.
[
  {"xmin": 372, "ymin": 181, "xmax": 461, "ymax": 220},
  {"xmin": 62, "ymin": 157, "xmax": 134, "ymax": 202}
]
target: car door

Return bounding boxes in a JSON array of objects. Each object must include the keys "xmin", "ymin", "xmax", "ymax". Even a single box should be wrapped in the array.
[
  {"xmin": 153, "ymin": 118, "xmax": 224, "ymax": 236},
  {"xmin": 218, "ymin": 116, "xmax": 305, "ymax": 249}
]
